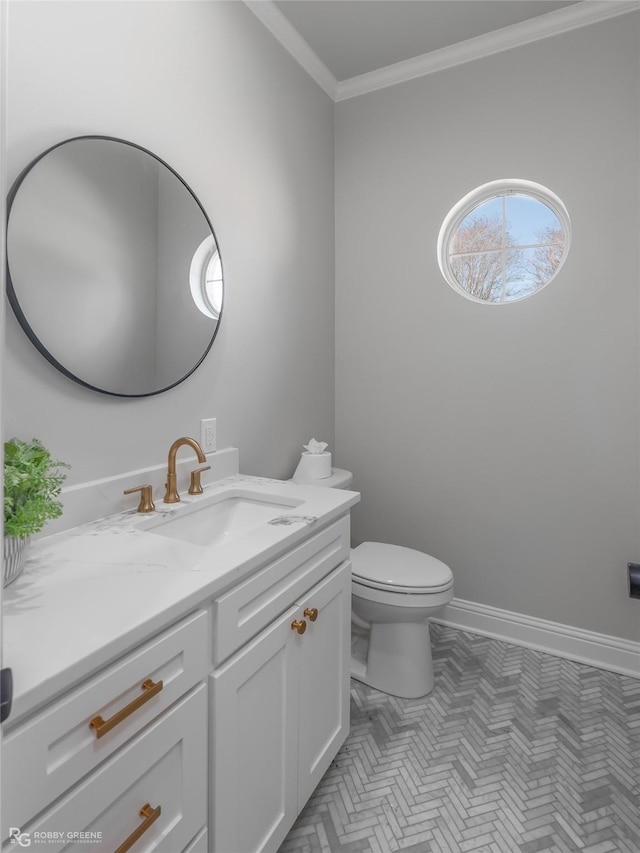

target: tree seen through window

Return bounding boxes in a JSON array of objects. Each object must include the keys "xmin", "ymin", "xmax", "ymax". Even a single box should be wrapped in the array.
[{"xmin": 448, "ymin": 194, "xmax": 566, "ymax": 303}]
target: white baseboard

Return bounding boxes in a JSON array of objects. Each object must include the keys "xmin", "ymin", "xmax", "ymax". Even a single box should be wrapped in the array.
[{"xmin": 431, "ymin": 598, "xmax": 640, "ymax": 679}]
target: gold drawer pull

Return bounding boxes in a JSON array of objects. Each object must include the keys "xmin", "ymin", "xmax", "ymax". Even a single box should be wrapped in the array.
[
  {"xmin": 304, "ymin": 607, "xmax": 318, "ymax": 622},
  {"xmin": 90, "ymin": 678, "xmax": 163, "ymax": 739},
  {"xmin": 291, "ymin": 619, "xmax": 307, "ymax": 635},
  {"xmin": 114, "ymin": 803, "xmax": 161, "ymax": 853}
]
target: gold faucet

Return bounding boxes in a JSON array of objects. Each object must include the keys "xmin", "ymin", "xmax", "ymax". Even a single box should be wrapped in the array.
[
  {"xmin": 123, "ymin": 484, "xmax": 156, "ymax": 513},
  {"xmin": 163, "ymin": 437, "xmax": 207, "ymax": 503}
]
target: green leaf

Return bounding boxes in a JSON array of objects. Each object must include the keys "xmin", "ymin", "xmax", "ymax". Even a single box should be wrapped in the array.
[{"xmin": 4, "ymin": 438, "xmax": 70, "ymax": 537}]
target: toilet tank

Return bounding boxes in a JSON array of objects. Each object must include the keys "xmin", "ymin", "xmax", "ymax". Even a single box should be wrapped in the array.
[{"xmin": 292, "ymin": 467, "xmax": 353, "ymax": 489}]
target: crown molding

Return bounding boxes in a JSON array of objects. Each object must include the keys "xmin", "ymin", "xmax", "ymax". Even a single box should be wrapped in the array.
[
  {"xmin": 245, "ymin": 0, "xmax": 639, "ymax": 103},
  {"xmin": 336, "ymin": 0, "xmax": 640, "ymax": 101},
  {"xmin": 243, "ymin": 0, "xmax": 338, "ymax": 100}
]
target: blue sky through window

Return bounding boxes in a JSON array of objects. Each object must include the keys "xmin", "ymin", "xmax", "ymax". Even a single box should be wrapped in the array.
[
  {"xmin": 506, "ymin": 196, "xmax": 563, "ymax": 245},
  {"xmin": 456, "ymin": 195, "xmax": 563, "ymax": 252}
]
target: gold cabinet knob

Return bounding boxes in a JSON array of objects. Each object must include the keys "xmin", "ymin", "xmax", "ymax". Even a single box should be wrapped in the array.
[
  {"xmin": 291, "ymin": 619, "xmax": 307, "ymax": 635},
  {"xmin": 303, "ymin": 608, "xmax": 318, "ymax": 622}
]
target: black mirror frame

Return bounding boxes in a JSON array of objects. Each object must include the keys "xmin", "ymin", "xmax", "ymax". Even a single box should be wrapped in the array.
[{"xmin": 6, "ymin": 135, "xmax": 224, "ymax": 398}]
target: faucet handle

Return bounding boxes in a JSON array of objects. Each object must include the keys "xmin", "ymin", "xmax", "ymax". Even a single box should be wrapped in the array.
[
  {"xmin": 188, "ymin": 465, "xmax": 211, "ymax": 496},
  {"xmin": 123, "ymin": 484, "xmax": 156, "ymax": 513}
]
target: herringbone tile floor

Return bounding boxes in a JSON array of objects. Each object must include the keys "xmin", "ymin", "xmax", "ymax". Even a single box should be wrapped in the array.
[{"xmin": 279, "ymin": 624, "xmax": 640, "ymax": 853}]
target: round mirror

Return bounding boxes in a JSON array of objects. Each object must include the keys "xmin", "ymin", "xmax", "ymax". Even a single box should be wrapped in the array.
[{"xmin": 6, "ymin": 136, "xmax": 224, "ymax": 397}]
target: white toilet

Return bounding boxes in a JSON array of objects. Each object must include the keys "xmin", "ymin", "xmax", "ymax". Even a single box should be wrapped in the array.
[{"xmin": 293, "ymin": 467, "xmax": 454, "ymax": 699}]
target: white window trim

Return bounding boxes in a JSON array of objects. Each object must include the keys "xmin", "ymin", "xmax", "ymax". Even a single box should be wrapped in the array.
[{"xmin": 437, "ymin": 179, "xmax": 572, "ymax": 305}]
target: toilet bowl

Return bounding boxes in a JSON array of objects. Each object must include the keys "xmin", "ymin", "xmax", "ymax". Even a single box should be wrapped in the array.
[
  {"xmin": 293, "ymin": 467, "xmax": 454, "ymax": 699},
  {"xmin": 350, "ymin": 541, "xmax": 453, "ymax": 698}
]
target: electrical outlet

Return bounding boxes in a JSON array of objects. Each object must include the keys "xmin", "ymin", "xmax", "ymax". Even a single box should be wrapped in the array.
[{"xmin": 200, "ymin": 418, "xmax": 217, "ymax": 453}]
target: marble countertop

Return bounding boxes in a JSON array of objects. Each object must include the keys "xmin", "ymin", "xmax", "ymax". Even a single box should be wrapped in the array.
[{"xmin": 2, "ymin": 475, "xmax": 359, "ymax": 724}]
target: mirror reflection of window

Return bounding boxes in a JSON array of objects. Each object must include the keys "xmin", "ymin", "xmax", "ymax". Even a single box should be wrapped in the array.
[
  {"xmin": 189, "ymin": 235, "xmax": 223, "ymax": 320},
  {"xmin": 205, "ymin": 252, "xmax": 224, "ymax": 319}
]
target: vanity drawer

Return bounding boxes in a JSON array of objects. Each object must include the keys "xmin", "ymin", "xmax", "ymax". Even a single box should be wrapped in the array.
[
  {"xmin": 182, "ymin": 827, "xmax": 208, "ymax": 853},
  {"xmin": 2, "ymin": 685, "xmax": 207, "ymax": 852},
  {"xmin": 1, "ymin": 609, "xmax": 209, "ymax": 838},
  {"xmin": 212, "ymin": 516, "xmax": 350, "ymax": 664}
]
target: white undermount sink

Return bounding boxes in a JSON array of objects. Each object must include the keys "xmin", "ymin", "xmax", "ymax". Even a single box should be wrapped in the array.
[{"xmin": 138, "ymin": 488, "xmax": 304, "ymax": 548}]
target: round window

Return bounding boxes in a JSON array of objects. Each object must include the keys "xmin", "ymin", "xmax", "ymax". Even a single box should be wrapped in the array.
[{"xmin": 437, "ymin": 179, "xmax": 571, "ymax": 304}]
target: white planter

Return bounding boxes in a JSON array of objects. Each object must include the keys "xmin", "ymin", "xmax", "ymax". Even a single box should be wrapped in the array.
[{"xmin": 3, "ymin": 535, "xmax": 31, "ymax": 588}]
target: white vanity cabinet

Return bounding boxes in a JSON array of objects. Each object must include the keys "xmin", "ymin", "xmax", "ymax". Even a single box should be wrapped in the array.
[
  {"xmin": 210, "ymin": 561, "xmax": 351, "ymax": 853},
  {"xmin": 1, "ymin": 488, "xmax": 357, "ymax": 853},
  {"xmin": 1, "ymin": 611, "xmax": 210, "ymax": 852}
]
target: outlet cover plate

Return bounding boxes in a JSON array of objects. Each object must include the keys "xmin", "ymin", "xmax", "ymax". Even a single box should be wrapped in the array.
[{"xmin": 200, "ymin": 418, "xmax": 216, "ymax": 453}]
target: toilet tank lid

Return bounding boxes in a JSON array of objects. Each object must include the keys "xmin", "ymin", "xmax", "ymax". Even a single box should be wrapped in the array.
[
  {"xmin": 350, "ymin": 542, "xmax": 453, "ymax": 590},
  {"xmin": 292, "ymin": 467, "xmax": 353, "ymax": 488}
]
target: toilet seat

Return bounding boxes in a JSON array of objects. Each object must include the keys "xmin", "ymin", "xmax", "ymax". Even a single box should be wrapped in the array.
[{"xmin": 350, "ymin": 542, "xmax": 453, "ymax": 594}]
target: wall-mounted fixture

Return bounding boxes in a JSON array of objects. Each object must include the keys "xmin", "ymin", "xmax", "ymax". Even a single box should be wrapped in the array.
[
  {"xmin": 628, "ymin": 562, "xmax": 640, "ymax": 599},
  {"xmin": 6, "ymin": 136, "xmax": 224, "ymax": 397}
]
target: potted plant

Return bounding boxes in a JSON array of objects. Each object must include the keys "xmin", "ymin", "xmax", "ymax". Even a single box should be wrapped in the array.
[{"xmin": 3, "ymin": 438, "xmax": 69, "ymax": 587}]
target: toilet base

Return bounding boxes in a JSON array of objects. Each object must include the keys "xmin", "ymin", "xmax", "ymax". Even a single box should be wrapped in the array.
[{"xmin": 350, "ymin": 621, "xmax": 435, "ymax": 699}]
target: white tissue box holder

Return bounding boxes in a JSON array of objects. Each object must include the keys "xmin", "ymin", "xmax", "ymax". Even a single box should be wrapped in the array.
[{"xmin": 293, "ymin": 451, "xmax": 332, "ymax": 481}]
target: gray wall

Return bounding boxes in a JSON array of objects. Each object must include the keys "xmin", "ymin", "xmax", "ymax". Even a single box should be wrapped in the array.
[
  {"xmin": 335, "ymin": 15, "xmax": 640, "ymax": 640},
  {"xmin": 3, "ymin": 0, "xmax": 335, "ymax": 482},
  {"xmin": 3, "ymin": 3, "xmax": 638, "ymax": 643}
]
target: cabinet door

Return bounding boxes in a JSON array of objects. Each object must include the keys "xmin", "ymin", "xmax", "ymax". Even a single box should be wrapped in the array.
[
  {"xmin": 296, "ymin": 563, "xmax": 351, "ymax": 809},
  {"xmin": 210, "ymin": 606, "xmax": 300, "ymax": 853}
]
